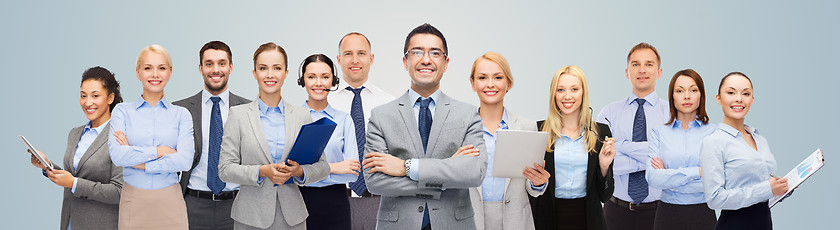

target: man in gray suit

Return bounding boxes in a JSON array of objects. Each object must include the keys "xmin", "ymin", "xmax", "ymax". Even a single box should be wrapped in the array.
[
  {"xmin": 173, "ymin": 40, "xmax": 250, "ymax": 230},
  {"xmin": 362, "ymin": 23, "xmax": 487, "ymax": 230}
]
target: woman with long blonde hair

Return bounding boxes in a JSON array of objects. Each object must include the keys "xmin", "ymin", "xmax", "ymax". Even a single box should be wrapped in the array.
[{"xmin": 529, "ymin": 65, "xmax": 616, "ymax": 230}]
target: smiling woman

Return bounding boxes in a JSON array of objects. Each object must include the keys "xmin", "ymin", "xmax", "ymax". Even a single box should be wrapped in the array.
[
  {"xmin": 700, "ymin": 72, "xmax": 787, "ymax": 230},
  {"xmin": 108, "ymin": 45, "xmax": 195, "ymax": 230}
]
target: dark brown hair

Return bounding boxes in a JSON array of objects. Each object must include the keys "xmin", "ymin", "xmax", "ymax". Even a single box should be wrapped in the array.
[
  {"xmin": 666, "ymin": 69, "xmax": 708, "ymax": 125},
  {"xmin": 717, "ymin": 72, "xmax": 753, "ymax": 95},
  {"xmin": 404, "ymin": 23, "xmax": 448, "ymax": 55},
  {"xmin": 199, "ymin": 41, "xmax": 233, "ymax": 65},
  {"xmin": 252, "ymin": 42, "xmax": 288, "ymax": 69},
  {"xmin": 81, "ymin": 66, "xmax": 123, "ymax": 112}
]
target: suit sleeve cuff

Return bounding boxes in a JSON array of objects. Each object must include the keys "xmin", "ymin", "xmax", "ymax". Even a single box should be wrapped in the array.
[
  {"xmin": 71, "ymin": 177, "xmax": 78, "ymax": 194},
  {"xmin": 294, "ymin": 167, "xmax": 307, "ymax": 184},
  {"xmin": 408, "ymin": 159, "xmax": 420, "ymax": 181}
]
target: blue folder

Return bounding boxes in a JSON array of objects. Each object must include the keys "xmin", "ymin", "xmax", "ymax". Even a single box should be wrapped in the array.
[{"xmin": 281, "ymin": 117, "xmax": 337, "ymax": 184}]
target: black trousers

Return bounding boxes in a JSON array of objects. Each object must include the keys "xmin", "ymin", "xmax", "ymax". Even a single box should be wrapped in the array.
[
  {"xmin": 716, "ymin": 201, "xmax": 772, "ymax": 230},
  {"xmin": 554, "ymin": 198, "xmax": 587, "ymax": 230},
  {"xmin": 603, "ymin": 198, "xmax": 657, "ymax": 230},
  {"xmin": 300, "ymin": 184, "xmax": 352, "ymax": 230},
  {"xmin": 653, "ymin": 202, "xmax": 716, "ymax": 230},
  {"xmin": 184, "ymin": 193, "xmax": 235, "ymax": 230}
]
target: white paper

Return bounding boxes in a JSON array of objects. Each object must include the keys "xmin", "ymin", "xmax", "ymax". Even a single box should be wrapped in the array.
[{"xmin": 769, "ymin": 148, "xmax": 824, "ymax": 208}]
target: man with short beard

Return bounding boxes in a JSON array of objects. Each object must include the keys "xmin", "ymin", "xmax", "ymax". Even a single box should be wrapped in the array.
[{"xmin": 174, "ymin": 41, "xmax": 250, "ymax": 230}]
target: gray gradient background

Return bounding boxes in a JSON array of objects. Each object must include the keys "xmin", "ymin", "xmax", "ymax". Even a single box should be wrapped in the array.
[{"xmin": 2, "ymin": 1, "xmax": 836, "ymax": 228}]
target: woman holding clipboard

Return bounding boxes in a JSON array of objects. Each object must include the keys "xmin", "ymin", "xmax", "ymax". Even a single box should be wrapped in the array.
[
  {"xmin": 464, "ymin": 52, "xmax": 551, "ymax": 230},
  {"xmin": 296, "ymin": 54, "xmax": 360, "ymax": 229},
  {"xmin": 29, "ymin": 66, "xmax": 124, "ymax": 230},
  {"xmin": 700, "ymin": 72, "xmax": 787, "ymax": 230},
  {"xmin": 529, "ymin": 65, "xmax": 616, "ymax": 230},
  {"xmin": 217, "ymin": 42, "xmax": 329, "ymax": 230}
]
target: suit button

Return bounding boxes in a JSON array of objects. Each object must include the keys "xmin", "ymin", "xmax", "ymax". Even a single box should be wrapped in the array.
[
  {"xmin": 505, "ymin": 200, "xmax": 510, "ymax": 204},
  {"xmin": 418, "ymin": 206, "xmax": 424, "ymax": 212}
]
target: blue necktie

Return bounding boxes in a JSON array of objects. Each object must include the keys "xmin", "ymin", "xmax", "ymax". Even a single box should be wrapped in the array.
[
  {"xmin": 628, "ymin": 98, "xmax": 648, "ymax": 203},
  {"xmin": 347, "ymin": 87, "xmax": 368, "ymax": 196},
  {"xmin": 417, "ymin": 98, "xmax": 433, "ymax": 152},
  {"xmin": 417, "ymin": 97, "xmax": 433, "ymax": 229},
  {"xmin": 208, "ymin": 96, "xmax": 226, "ymax": 194}
]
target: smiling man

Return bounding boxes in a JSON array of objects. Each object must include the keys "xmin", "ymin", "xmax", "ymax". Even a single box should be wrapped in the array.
[
  {"xmin": 362, "ymin": 23, "xmax": 487, "ymax": 230},
  {"xmin": 596, "ymin": 42, "xmax": 669, "ymax": 230},
  {"xmin": 328, "ymin": 32, "xmax": 395, "ymax": 230},
  {"xmin": 173, "ymin": 41, "xmax": 250, "ymax": 230}
]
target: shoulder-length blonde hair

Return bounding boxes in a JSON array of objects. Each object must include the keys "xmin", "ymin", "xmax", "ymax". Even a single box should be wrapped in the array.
[
  {"xmin": 136, "ymin": 44, "xmax": 173, "ymax": 70},
  {"xmin": 541, "ymin": 65, "xmax": 598, "ymax": 153}
]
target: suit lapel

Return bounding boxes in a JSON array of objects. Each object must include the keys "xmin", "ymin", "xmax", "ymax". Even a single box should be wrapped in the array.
[
  {"xmin": 281, "ymin": 101, "xmax": 300, "ymax": 161},
  {"xmin": 246, "ymin": 101, "xmax": 274, "ymax": 163},
  {"xmin": 76, "ymin": 125, "xmax": 111, "ymax": 173},
  {"xmin": 425, "ymin": 94, "xmax": 451, "ymax": 157},
  {"xmin": 503, "ymin": 178, "xmax": 511, "ymax": 199},
  {"xmin": 187, "ymin": 92, "xmax": 203, "ymax": 167},
  {"xmin": 64, "ymin": 127, "xmax": 84, "ymax": 174},
  {"xmin": 397, "ymin": 93, "xmax": 424, "ymax": 158}
]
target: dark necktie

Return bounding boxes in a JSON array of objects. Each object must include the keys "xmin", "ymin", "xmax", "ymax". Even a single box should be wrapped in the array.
[
  {"xmin": 417, "ymin": 98, "xmax": 433, "ymax": 152},
  {"xmin": 347, "ymin": 87, "xmax": 368, "ymax": 196},
  {"xmin": 628, "ymin": 98, "xmax": 648, "ymax": 203},
  {"xmin": 417, "ymin": 97, "xmax": 433, "ymax": 229},
  {"xmin": 208, "ymin": 96, "xmax": 226, "ymax": 194}
]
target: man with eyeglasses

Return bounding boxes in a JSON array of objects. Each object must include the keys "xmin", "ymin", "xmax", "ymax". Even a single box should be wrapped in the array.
[{"xmin": 361, "ymin": 23, "xmax": 487, "ymax": 230}]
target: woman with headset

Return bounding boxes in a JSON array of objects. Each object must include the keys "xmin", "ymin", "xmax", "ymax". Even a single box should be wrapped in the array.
[{"xmin": 296, "ymin": 54, "xmax": 360, "ymax": 229}]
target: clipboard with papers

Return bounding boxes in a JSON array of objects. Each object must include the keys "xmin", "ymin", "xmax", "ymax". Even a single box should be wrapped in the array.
[
  {"xmin": 491, "ymin": 130, "xmax": 550, "ymax": 178},
  {"xmin": 19, "ymin": 135, "xmax": 54, "ymax": 170},
  {"xmin": 769, "ymin": 148, "xmax": 825, "ymax": 208},
  {"xmin": 282, "ymin": 117, "xmax": 337, "ymax": 184}
]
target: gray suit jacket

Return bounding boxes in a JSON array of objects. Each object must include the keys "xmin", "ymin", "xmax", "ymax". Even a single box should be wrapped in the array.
[
  {"xmin": 173, "ymin": 91, "xmax": 250, "ymax": 193},
  {"xmin": 468, "ymin": 111, "xmax": 544, "ymax": 230},
  {"xmin": 59, "ymin": 123, "xmax": 123, "ymax": 230},
  {"xmin": 218, "ymin": 100, "xmax": 330, "ymax": 229},
  {"xmin": 364, "ymin": 91, "xmax": 488, "ymax": 230}
]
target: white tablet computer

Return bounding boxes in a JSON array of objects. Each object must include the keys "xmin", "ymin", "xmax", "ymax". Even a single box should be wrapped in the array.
[
  {"xmin": 19, "ymin": 135, "xmax": 53, "ymax": 170},
  {"xmin": 491, "ymin": 130, "xmax": 549, "ymax": 178}
]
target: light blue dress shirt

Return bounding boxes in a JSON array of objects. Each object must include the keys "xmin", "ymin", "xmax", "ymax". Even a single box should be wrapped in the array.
[
  {"xmin": 302, "ymin": 102, "xmax": 359, "ymax": 187},
  {"xmin": 646, "ymin": 120, "xmax": 716, "ymax": 205},
  {"xmin": 187, "ymin": 89, "xmax": 240, "ymax": 192},
  {"xmin": 405, "ymin": 89, "xmax": 441, "ymax": 181},
  {"xmin": 700, "ymin": 123, "xmax": 776, "ymax": 210},
  {"xmin": 70, "ymin": 120, "xmax": 109, "ymax": 193},
  {"xmin": 256, "ymin": 98, "xmax": 306, "ymax": 184},
  {"xmin": 596, "ymin": 91, "xmax": 668, "ymax": 203},
  {"xmin": 108, "ymin": 97, "xmax": 194, "ymax": 190},
  {"xmin": 479, "ymin": 110, "xmax": 509, "ymax": 202},
  {"xmin": 553, "ymin": 133, "xmax": 588, "ymax": 199}
]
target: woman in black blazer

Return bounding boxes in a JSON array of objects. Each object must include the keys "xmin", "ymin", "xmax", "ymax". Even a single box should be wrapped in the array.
[{"xmin": 529, "ymin": 66, "xmax": 615, "ymax": 230}]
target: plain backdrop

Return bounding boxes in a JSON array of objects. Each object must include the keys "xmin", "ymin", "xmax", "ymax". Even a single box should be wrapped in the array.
[{"xmin": 2, "ymin": 1, "xmax": 837, "ymax": 229}]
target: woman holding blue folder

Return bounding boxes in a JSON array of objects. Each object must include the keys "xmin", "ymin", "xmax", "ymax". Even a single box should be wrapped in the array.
[
  {"xmin": 295, "ymin": 54, "xmax": 360, "ymax": 230},
  {"xmin": 217, "ymin": 42, "xmax": 330, "ymax": 230}
]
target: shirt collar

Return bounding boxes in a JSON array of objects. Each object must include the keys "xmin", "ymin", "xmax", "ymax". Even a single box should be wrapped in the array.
[
  {"xmin": 134, "ymin": 96, "xmax": 172, "ymax": 109},
  {"xmin": 626, "ymin": 91, "xmax": 661, "ymax": 107},
  {"xmin": 202, "ymin": 88, "xmax": 230, "ymax": 105},
  {"xmin": 258, "ymin": 97, "xmax": 285, "ymax": 115},
  {"xmin": 671, "ymin": 119, "xmax": 702, "ymax": 129},
  {"xmin": 718, "ymin": 123, "xmax": 759, "ymax": 137},
  {"xmin": 302, "ymin": 101, "xmax": 337, "ymax": 119},
  {"xmin": 479, "ymin": 108, "xmax": 510, "ymax": 134},
  {"xmin": 85, "ymin": 119, "xmax": 111, "ymax": 134},
  {"xmin": 408, "ymin": 88, "xmax": 441, "ymax": 105}
]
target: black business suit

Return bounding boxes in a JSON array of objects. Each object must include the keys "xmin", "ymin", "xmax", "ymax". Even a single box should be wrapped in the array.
[
  {"xmin": 173, "ymin": 90, "xmax": 250, "ymax": 230},
  {"xmin": 529, "ymin": 121, "xmax": 614, "ymax": 230}
]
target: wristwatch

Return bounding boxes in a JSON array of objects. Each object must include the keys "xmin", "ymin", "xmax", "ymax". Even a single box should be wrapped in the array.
[{"xmin": 404, "ymin": 159, "xmax": 411, "ymax": 176}]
